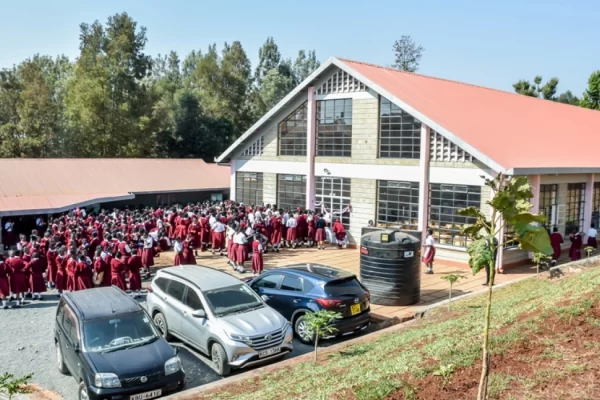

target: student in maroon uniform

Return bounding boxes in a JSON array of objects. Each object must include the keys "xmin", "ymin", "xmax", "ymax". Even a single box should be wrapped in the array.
[
  {"xmin": 46, "ymin": 244, "xmax": 58, "ymax": 289},
  {"xmin": 0, "ymin": 256, "xmax": 10, "ymax": 309},
  {"xmin": 8, "ymin": 250, "xmax": 27, "ymax": 307},
  {"xmin": 55, "ymin": 248, "xmax": 68, "ymax": 296},
  {"xmin": 127, "ymin": 251, "xmax": 143, "ymax": 298},
  {"xmin": 26, "ymin": 252, "xmax": 46, "ymax": 300},
  {"xmin": 569, "ymin": 228, "xmax": 583, "ymax": 261},
  {"xmin": 251, "ymin": 234, "xmax": 264, "ymax": 276},
  {"xmin": 75, "ymin": 253, "xmax": 93, "ymax": 291},
  {"xmin": 550, "ymin": 227, "xmax": 564, "ymax": 265},
  {"xmin": 110, "ymin": 252, "xmax": 127, "ymax": 291}
]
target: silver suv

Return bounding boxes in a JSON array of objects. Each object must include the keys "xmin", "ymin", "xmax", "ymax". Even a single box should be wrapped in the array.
[{"xmin": 146, "ymin": 265, "xmax": 293, "ymax": 376}]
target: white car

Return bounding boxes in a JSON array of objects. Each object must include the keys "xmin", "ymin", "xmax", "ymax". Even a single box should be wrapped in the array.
[{"xmin": 146, "ymin": 265, "xmax": 293, "ymax": 375}]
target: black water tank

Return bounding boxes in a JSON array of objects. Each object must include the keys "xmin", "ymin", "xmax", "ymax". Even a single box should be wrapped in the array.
[{"xmin": 360, "ymin": 229, "xmax": 421, "ymax": 306}]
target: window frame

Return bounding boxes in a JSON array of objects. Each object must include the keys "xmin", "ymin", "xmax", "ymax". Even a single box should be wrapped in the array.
[
  {"xmin": 376, "ymin": 180, "xmax": 420, "ymax": 230},
  {"xmin": 165, "ymin": 279, "xmax": 186, "ymax": 303},
  {"xmin": 428, "ymin": 183, "xmax": 482, "ymax": 248},
  {"xmin": 236, "ymin": 172, "xmax": 263, "ymax": 206},
  {"xmin": 278, "ymin": 102, "xmax": 308, "ymax": 156},
  {"xmin": 183, "ymin": 286, "xmax": 205, "ymax": 311},
  {"xmin": 276, "ymin": 174, "xmax": 307, "ymax": 212},
  {"xmin": 316, "ymin": 99, "xmax": 353, "ymax": 157},
  {"xmin": 539, "ymin": 184, "xmax": 558, "ymax": 232},
  {"xmin": 280, "ymin": 275, "xmax": 303, "ymax": 292},
  {"xmin": 565, "ymin": 183, "xmax": 586, "ymax": 235},
  {"xmin": 378, "ymin": 96, "xmax": 421, "ymax": 159},
  {"xmin": 315, "ymin": 176, "xmax": 352, "ymax": 229},
  {"xmin": 253, "ymin": 274, "xmax": 283, "ymax": 290}
]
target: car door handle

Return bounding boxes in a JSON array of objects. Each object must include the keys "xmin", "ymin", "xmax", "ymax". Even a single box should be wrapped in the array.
[{"xmin": 293, "ymin": 299, "xmax": 302, "ymax": 303}]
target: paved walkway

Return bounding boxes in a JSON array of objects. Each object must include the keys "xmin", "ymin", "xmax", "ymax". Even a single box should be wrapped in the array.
[{"xmin": 153, "ymin": 247, "xmax": 557, "ymax": 320}]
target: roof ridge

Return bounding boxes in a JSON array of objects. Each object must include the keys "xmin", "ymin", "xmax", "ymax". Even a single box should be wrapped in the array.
[{"xmin": 335, "ymin": 57, "xmax": 581, "ymax": 107}]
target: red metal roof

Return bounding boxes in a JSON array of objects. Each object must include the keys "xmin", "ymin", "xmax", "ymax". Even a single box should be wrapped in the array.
[
  {"xmin": 340, "ymin": 59, "xmax": 600, "ymax": 172},
  {"xmin": 0, "ymin": 159, "xmax": 229, "ymax": 215}
]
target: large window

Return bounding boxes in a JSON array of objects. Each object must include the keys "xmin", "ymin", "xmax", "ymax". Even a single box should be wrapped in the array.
[
  {"xmin": 278, "ymin": 102, "xmax": 307, "ymax": 156},
  {"xmin": 376, "ymin": 180, "xmax": 419, "ymax": 229},
  {"xmin": 315, "ymin": 177, "xmax": 351, "ymax": 228},
  {"xmin": 566, "ymin": 183, "xmax": 585, "ymax": 235},
  {"xmin": 428, "ymin": 184, "xmax": 481, "ymax": 247},
  {"xmin": 593, "ymin": 182, "xmax": 600, "ymax": 228},
  {"xmin": 316, "ymin": 99, "xmax": 352, "ymax": 157},
  {"xmin": 277, "ymin": 174, "xmax": 306, "ymax": 212},
  {"xmin": 379, "ymin": 97, "xmax": 421, "ymax": 159},
  {"xmin": 539, "ymin": 184, "xmax": 557, "ymax": 232},
  {"xmin": 236, "ymin": 172, "xmax": 263, "ymax": 205}
]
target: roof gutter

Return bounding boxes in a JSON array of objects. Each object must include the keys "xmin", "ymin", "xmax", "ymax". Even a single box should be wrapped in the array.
[
  {"xmin": 0, "ymin": 194, "xmax": 135, "ymax": 217},
  {"xmin": 507, "ymin": 167, "xmax": 600, "ymax": 176}
]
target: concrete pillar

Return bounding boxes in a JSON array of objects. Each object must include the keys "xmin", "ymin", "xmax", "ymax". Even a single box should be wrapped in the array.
[
  {"xmin": 583, "ymin": 173, "xmax": 595, "ymax": 234},
  {"xmin": 230, "ymin": 162, "xmax": 236, "ymax": 202},
  {"xmin": 306, "ymin": 86, "xmax": 316, "ymax": 210},
  {"xmin": 528, "ymin": 174, "xmax": 541, "ymax": 214},
  {"xmin": 417, "ymin": 124, "xmax": 431, "ymax": 243}
]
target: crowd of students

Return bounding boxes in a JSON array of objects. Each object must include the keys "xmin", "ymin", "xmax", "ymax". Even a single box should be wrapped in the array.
[{"xmin": 0, "ymin": 201, "xmax": 348, "ymax": 309}]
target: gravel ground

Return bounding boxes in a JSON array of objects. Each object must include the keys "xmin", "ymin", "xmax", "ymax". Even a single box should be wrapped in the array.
[{"xmin": 0, "ymin": 289, "xmax": 372, "ymax": 400}]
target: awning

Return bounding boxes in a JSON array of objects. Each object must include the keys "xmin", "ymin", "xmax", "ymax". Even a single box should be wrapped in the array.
[{"xmin": 0, "ymin": 193, "xmax": 135, "ymax": 217}]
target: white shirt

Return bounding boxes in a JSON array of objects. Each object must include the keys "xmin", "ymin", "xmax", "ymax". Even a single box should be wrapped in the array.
[
  {"xmin": 248, "ymin": 213, "xmax": 255, "ymax": 224},
  {"xmin": 425, "ymin": 235, "xmax": 435, "ymax": 247},
  {"xmin": 4, "ymin": 222, "xmax": 13, "ymax": 232},
  {"xmin": 286, "ymin": 218, "xmax": 297, "ymax": 228},
  {"xmin": 213, "ymin": 221, "xmax": 226, "ymax": 233},
  {"xmin": 157, "ymin": 219, "xmax": 164, "ymax": 230},
  {"xmin": 233, "ymin": 232, "xmax": 247, "ymax": 245},
  {"xmin": 588, "ymin": 228, "xmax": 597, "ymax": 238},
  {"xmin": 209, "ymin": 216, "xmax": 217, "ymax": 228},
  {"xmin": 173, "ymin": 241, "xmax": 183, "ymax": 253},
  {"xmin": 143, "ymin": 236, "xmax": 154, "ymax": 249},
  {"xmin": 245, "ymin": 227, "xmax": 254, "ymax": 236}
]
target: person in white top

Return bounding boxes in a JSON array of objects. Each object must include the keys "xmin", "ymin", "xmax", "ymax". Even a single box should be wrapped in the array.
[
  {"xmin": 422, "ymin": 229, "xmax": 436, "ymax": 274},
  {"xmin": 233, "ymin": 230, "xmax": 248, "ymax": 273},
  {"xmin": 286, "ymin": 213, "xmax": 298, "ymax": 248},
  {"xmin": 587, "ymin": 223, "xmax": 598, "ymax": 249}
]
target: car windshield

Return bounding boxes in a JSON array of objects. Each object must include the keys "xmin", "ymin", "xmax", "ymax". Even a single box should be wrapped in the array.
[
  {"xmin": 204, "ymin": 284, "xmax": 264, "ymax": 317},
  {"xmin": 82, "ymin": 311, "xmax": 160, "ymax": 353}
]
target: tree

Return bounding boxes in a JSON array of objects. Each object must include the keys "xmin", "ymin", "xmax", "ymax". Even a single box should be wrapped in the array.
[
  {"xmin": 513, "ymin": 80, "xmax": 537, "ymax": 97},
  {"xmin": 457, "ymin": 174, "xmax": 552, "ymax": 400},
  {"xmin": 392, "ymin": 36, "xmax": 424, "ymax": 72},
  {"xmin": 513, "ymin": 76, "xmax": 561, "ymax": 101},
  {"xmin": 293, "ymin": 49, "xmax": 320, "ymax": 83},
  {"xmin": 532, "ymin": 252, "xmax": 551, "ymax": 277},
  {"xmin": 439, "ymin": 274, "xmax": 466, "ymax": 311},
  {"xmin": 0, "ymin": 372, "xmax": 33, "ymax": 400},
  {"xmin": 557, "ymin": 90, "xmax": 580, "ymax": 106},
  {"xmin": 64, "ymin": 12, "xmax": 155, "ymax": 157},
  {"xmin": 304, "ymin": 310, "xmax": 342, "ymax": 362},
  {"xmin": 260, "ymin": 68, "xmax": 294, "ymax": 109},
  {"xmin": 541, "ymin": 78, "xmax": 559, "ymax": 100},
  {"xmin": 581, "ymin": 70, "xmax": 600, "ymax": 110},
  {"xmin": 254, "ymin": 37, "xmax": 281, "ymax": 88}
]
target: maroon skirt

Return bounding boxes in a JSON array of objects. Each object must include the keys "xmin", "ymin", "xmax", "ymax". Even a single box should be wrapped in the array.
[
  {"xmin": 55, "ymin": 270, "xmax": 67, "ymax": 291},
  {"xmin": 212, "ymin": 231, "xmax": 225, "ymax": 249},
  {"xmin": 252, "ymin": 253, "xmax": 263, "ymax": 273},
  {"xmin": 271, "ymin": 229, "xmax": 282, "ymax": 245},
  {"xmin": 235, "ymin": 244, "xmax": 248, "ymax": 264},
  {"xmin": 286, "ymin": 227, "xmax": 297, "ymax": 242},
  {"xmin": 0, "ymin": 277, "xmax": 9, "ymax": 297},
  {"xmin": 129, "ymin": 270, "xmax": 142, "ymax": 291},
  {"xmin": 315, "ymin": 228, "xmax": 326, "ymax": 242},
  {"xmin": 174, "ymin": 253, "xmax": 183, "ymax": 266},
  {"xmin": 422, "ymin": 247, "xmax": 436, "ymax": 264},
  {"xmin": 30, "ymin": 273, "xmax": 47, "ymax": 293},
  {"xmin": 227, "ymin": 239, "xmax": 234, "ymax": 259},
  {"xmin": 587, "ymin": 237, "xmax": 597, "ymax": 249},
  {"xmin": 141, "ymin": 248, "xmax": 154, "ymax": 268}
]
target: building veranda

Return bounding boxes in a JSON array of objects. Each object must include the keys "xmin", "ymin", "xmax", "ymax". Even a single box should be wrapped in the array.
[{"xmin": 217, "ymin": 57, "xmax": 600, "ymax": 268}]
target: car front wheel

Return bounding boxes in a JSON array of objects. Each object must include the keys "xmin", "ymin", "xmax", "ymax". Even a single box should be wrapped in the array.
[
  {"xmin": 78, "ymin": 382, "xmax": 89, "ymax": 400},
  {"xmin": 153, "ymin": 312, "xmax": 171, "ymax": 340},
  {"xmin": 210, "ymin": 343, "xmax": 231, "ymax": 376},
  {"xmin": 294, "ymin": 315, "xmax": 315, "ymax": 344},
  {"xmin": 56, "ymin": 341, "xmax": 68, "ymax": 374}
]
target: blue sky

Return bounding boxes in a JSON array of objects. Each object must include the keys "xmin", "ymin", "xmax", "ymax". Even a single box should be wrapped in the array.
[{"xmin": 1, "ymin": 0, "xmax": 598, "ymax": 95}]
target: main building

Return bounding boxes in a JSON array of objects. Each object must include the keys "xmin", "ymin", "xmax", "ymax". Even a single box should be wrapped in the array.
[{"xmin": 217, "ymin": 57, "xmax": 600, "ymax": 267}]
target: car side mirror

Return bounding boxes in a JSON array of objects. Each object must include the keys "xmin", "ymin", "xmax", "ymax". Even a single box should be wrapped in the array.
[{"xmin": 191, "ymin": 309, "xmax": 206, "ymax": 319}]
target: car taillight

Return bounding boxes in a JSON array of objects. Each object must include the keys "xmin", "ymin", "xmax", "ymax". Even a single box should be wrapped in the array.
[
  {"xmin": 364, "ymin": 290, "xmax": 370, "ymax": 300},
  {"xmin": 316, "ymin": 298, "xmax": 343, "ymax": 309}
]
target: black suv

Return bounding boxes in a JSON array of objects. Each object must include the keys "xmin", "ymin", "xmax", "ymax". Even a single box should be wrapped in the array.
[{"xmin": 54, "ymin": 286, "xmax": 185, "ymax": 400}]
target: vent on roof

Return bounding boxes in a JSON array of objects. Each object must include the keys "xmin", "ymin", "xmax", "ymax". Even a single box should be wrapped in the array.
[
  {"xmin": 242, "ymin": 136, "xmax": 264, "ymax": 157},
  {"xmin": 316, "ymin": 68, "xmax": 368, "ymax": 95},
  {"xmin": 429, "ymin": 130, "xmax": 476, "ymax": 163}
]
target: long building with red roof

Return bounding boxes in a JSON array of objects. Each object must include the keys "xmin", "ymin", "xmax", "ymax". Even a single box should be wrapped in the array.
[{"xmin": 217, "ymin": 57, "xmax": 600, "ymax": 267}]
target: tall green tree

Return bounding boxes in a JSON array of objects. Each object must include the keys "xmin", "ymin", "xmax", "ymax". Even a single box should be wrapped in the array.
[
  {"xmin": 513, "ymin": 76, "xmax": 560, "ymax": 100},
  {"xmin": 557, "ymin": 90, "xmax": 580, "ymax": 106},
  {"xmin": 254, "ymin": 37, "xmax": 281, "ymax": 88},
  {"xmin": 392, "ymin": 36, "xmax": 424, "ymax": 72},
  {"xmin": 293, "ymin": 49, "xmax": 320, "ymax": 83},
  {"xmin": 65, "ymin": 12, "xmax": 155, "ymax": 157},
  {"xmin": 580, "ymin": 70, "xmax": 600, "ymax": 110},
  {"xmin": 260, "ymin": 68, "xmax": 294, "ymax": 109}
]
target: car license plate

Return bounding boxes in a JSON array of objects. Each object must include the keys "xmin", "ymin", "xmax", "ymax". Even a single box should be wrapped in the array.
[
  {"xmin": 350, "ymin": 304, "xmax": 361, "ymax": 315},
  {"xmin": 130, "ymin": 389, "xmax": 162, "ymax": 400},
  {"xmin": 258, "ymin": 347, "xmax": 281, "ymax": 358}
]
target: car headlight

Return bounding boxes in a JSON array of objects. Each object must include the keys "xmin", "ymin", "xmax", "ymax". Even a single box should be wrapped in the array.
[
  {"xmin": 164, "ymin": 356, "xmax": 182, "ymax": 376},
  {"xmin": 227, "ymin": 333, "xmax": 252, "ymax": 344},
  {"xmin": 94, "ymin": 372, "xmax": 121, "ymax": 388}
]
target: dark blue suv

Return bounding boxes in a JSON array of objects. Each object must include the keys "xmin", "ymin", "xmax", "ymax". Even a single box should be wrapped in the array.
[{"xmin": 245, "ymin": 264, "xmax": 371, "ymax": 344}]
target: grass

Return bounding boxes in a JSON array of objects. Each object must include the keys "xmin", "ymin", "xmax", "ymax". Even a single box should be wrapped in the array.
[{"xmin": 203, "ymin": 267, "xmax": 600, "ymax": 400}]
